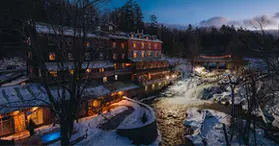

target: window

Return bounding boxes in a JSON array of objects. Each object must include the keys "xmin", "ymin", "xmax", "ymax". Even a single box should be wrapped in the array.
[
  {"xmin": 141, "ymin": 51, "xmax": 145, "ymax": 58},
  {"xmin": 133, "ymin": 51, "xmax": 137, "ymax": 58},
  {"xmin": 146, "ymin": 36, "xmax": 149, "ymax": 40},
  {"xmin": 115, "ymin": 75, "xmax": 118, "ymax": 80},
  {"xmin": 68, "ymin": 53, "xmax": 73, "ymax": 60},
  {"xmin": 113, "ymin": 42, "xmax": 116, "ymax": 48},
  {"xmin": 113, "ymin": 53, "xmax": 117, "ymax": 59},
  {"xmin": 69, "ymin": 70, "xmax": 74, "ymax": 75},
  {"xmin": 133, "ymin": 42, "xmax": 136, "ymax": 48},
  {"xmin": 28, "ymin": 52, "xmax": 32, "ymax": 59},
  {"xmin": 114, "ymin": 63, "xmax": 116, "ymax": 69},
  {"xmin": 141, "ymin": 42, "xmax": 144, "ymax": 48},
  {"xmin": 86, "ymin": 68, "xmax": 91, "ymax": 73},
  {"xmin": 148, "ymin": 43, "xmax": 151, "ymax": 49},
  {"xmin": 99, "ymin": 68, "xmax": 105, "ymax": 72},
  {"xmin": 122, "ymin": 63, "xmax": 125, "ymax": 68},
  {"xmin": 121, "ymin": 43, "xmax": 125, "ymax": 48},
  {"xmin": 103, "ymin": 77, "xmax": 107, "ymax": 83},
  {"xmin": 148, "ymin": 51, "xmax": 151, "ymax": 57},
  {"xmin": 152, "ymin": 84, "xmax": 155, "ymax": 90},
  {"xmin": 121, "ymin": 53, "xmax": 125, "ymax": 59},
  {"xmin": 145, "ymin": 86, "xmax": 148, "ymax": 91},
  {"xmin": 50, "ymin": 71, "xmax": 57, "ymax": 77},
  {"xmin": 28, "ymin": 66, "xmax": 33, "ymax": 73},
  {"xmin": 154, "ymin": 51, "xmax": 158, "ymax": 57},
  {"xmin": 49, "ymin": 52, "xmax": 55, "ymax": 60},
  {"xmin": 131, "ymin": 34, "xmax": 134, "ymax": 38},
  {"xmin": 154, "ymin": 43, "xmax": 157, "ymax": 49},
  {"xmin": 85, "ymin": 42, "xmax": 90, "ymax": 47},
  {"xmin": 85, "ymin": 53, "xmax": 90, "ymax": 60},
  {"xmin": 99, "ymin": 52, "xmax": 104, "ymax": 60}
]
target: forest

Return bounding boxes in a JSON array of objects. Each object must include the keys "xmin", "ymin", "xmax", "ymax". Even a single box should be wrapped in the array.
[{"xmin": 1, "ymin": 0, "xmax": 279, "ymax": 59}]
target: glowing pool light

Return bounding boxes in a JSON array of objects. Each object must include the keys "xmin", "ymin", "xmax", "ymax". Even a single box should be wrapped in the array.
[{"xmin": 41, "ymin": 130, "xmax": 61, "ymax": 144}]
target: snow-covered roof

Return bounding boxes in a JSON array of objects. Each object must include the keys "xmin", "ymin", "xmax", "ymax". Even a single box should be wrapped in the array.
[
  {"xmin": 36, "ymin": 24, "xmax": 109, "ymax": 39},
  {"xmin": 0, "ymin": 83, "xmax": 110, "ymax": 114},
  {"xmin": 129, "ymin": 58, "xmax": 169, "ymax": 63},
  {"xmin": 45, "ymin": 61, "xmax": 113, "ymax": 71},
  {"xmin": 1, "ymin": 76, "xmax": 29, "ymax": 87}
]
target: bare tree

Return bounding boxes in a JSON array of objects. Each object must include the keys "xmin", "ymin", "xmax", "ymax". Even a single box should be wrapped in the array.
[{"xmin": 1, "ymin": 0, "xmax": 110, "ymax": 145}]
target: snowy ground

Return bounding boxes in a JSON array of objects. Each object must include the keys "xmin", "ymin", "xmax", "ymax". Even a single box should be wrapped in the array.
[
  {"xmin": 44, "ymin": 99, "xmax": 160, "ymax": 146},
  {"xmin": 184, "ymin": 107, "xmax": 277, "ymax": 146}
]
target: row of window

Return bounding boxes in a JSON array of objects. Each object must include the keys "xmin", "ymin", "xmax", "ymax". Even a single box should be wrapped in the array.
[
  {"xmin": 132, "ymin": 51, "xmax": 161, "ymax": 58},
  {"xmin": 112, "ymin": 42, "xmax": 159, "ymax": 49},
  {"xmin": 47, "ymin": 52, "xmax": 106, "ymax": 61}
]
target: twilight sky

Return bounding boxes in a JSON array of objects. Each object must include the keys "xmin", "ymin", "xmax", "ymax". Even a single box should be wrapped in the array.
[{"xmin": 108, "ymin": 0, "xmax": 279, "ymax": 29}]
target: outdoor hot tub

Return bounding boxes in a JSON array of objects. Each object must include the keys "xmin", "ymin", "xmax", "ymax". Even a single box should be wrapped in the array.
[{"xmin": 40, "ymin": 130, "xmax": 61, "ymax": 145}]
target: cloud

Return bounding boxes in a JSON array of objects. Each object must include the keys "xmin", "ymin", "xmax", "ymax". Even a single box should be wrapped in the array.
[
  {"xmin": 199, "ymin": 13, "xmax": 278, "ymax": 29},
  {"xmin": 200, "ymin": 16, "xmax": 228, "ymax": 27}
]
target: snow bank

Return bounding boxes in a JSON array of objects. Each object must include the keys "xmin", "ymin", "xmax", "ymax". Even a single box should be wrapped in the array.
[
  {"xmin": 0, "ymin": 57, "xmax": 26, "ymax": 70},
  {"xmin": 184, "ymin": 108, "xmax": 277, "ymax": 146}
]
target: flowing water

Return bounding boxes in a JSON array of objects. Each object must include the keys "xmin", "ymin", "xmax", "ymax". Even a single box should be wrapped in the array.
[{"xmin": 144, "ymin": 77, "xmax": 227, "ymax": 145}]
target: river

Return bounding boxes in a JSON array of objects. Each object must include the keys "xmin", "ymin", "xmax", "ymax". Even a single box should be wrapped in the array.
[{"xmin": 142, "ymin": 77, "xmax": 234, "ymax": 145}]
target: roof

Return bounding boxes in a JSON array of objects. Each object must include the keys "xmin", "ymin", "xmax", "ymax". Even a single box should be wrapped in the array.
[
  {"xmin": 45, "ymin": 61, "xmax": 114, "ymax": 71},
  {"xmin": 129, "ymin": 58, "xmax": 169, "ymax": 63},
  {"xmin": 36, "ymin": 24, "xmax": 109, "ymax": 39},
  {"xmin": 0, "ymin": 83, "xmax": 111, "ymax": 114},
  {"xmin": 104, "ymin": 82, "xmax": 140, "ymax": 93}
]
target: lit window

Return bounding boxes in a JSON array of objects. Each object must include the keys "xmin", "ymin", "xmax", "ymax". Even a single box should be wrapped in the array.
[
  {"xmin": 99, "ymin": 52, "xmax": 104, "ymax": 60},
  {"xmin": 131, "ymin": 34, "xmax": 134, "ymax": 38},
  {"xmin": 86, "ymin": 68, "xmax": 91, "ymax": 73},
  {"xmin": 85, "ymin": 42, "xmax": 90, "ymax": 47},
  {"xmin": 148, "ymin": 51, "xmax": 151, "ymax": 57},
  {"xmin": 50, "ymin": 71, "xmax": 57, "ymax": 77},
  {"xmin": 148, "ymin": 43, "xmax": 151, "ymax": 48},
  {"xmin": 125, "ymin": 63, "xmax": 131, "ymax": 67},
  {"xmin": 133, "ymin": 42, "xmax": 136, "ymax": 48},
  {"xmin": 133, "ymin": 51, "xmax": 137, "ymax": 58},
  {"xmin": 145, "ymin": 86, "xmax": 148, "ymax": 91},
  {"xmin": 85, "ymin": 53, "xmax": 91, "ymax": 60},
  {"xmin": 113, "ymin": 42, "xmax": 116, "ymax": 48},
  {"xmin": 139, "ymin": 34, "xmax": 142, "ymax": 39},
  {"xmin": 113, "ymin": 53, "xmax": 117, "ymax": 59},
  {"xmin": 99, "ymin": 68, "xmax": 104, "ymax": 72},
  {"xmin": 122, "ymin": 63, "xmax": 125, "ymax": 68},
  {"xmin": 28, "ymin": 52, "xmax": 32, "ymax": 59},
  {"xmin": 121, "ymin": 53, "xmax": 125, "ymax": 59},
  {"xmin": 103, "ymin": 77, "xmax": 107, "ymax": 83},
  {"xmin": 155, "ymin": 51, "xmax": 158, "ymax": 57},
  {"xmin": 114, "ymin": 63, "xmax": 116, "ymax": 69},
  {"xmin": 68, "ymin": 53, "xmax": 73, "ymax": 60},
  {"xmin": 141, "ymin": 51, "xmax": 145, "ymax": 58},
  {"xmin": 154, "ymin": 43, "xmax": 157, "ymax": 49},
  {"xmin": 141, "ymin": 42, "xmax": 144, "ymax": 48},
  {"xmin": 121, "ymin": 43, "xmax": 125, "ymax": 48},
  {"xmin": 69, "ymin": 70, "xmax": 74, "ymax": 75},
  {"xmin": 115, "ymin": 75, "xmax": 118, "ymax": 80},
  {"xmin": 146, "ymin": 36, "xmax": 149, "ymax": 40},
  {"xmin": 152, "ymin": 84, "xmax": 155, "ymax": 90},
  {"xmin": 49, "ymin": 52, "xmax": 55, "ymax": 60},
  {"xmin": 26, "ymin": 37, "xmax": 31, "ymax": 45}
]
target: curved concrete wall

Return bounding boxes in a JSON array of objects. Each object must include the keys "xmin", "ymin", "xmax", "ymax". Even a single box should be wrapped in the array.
[{"xmin": 116, "ymin": 97, "xmax": 158, "ymax": 145}]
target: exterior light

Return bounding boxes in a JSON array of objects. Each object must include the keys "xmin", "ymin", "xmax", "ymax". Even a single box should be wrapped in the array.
[
  {"xmin": 166, "ymin": 76, "xmax": 169, "ymax": 79},
  {"xmin": 172, "ymin": 75, "xmax": 175, "ymax": 78},
  {"xmin": 118, "ymin": 91, "xmax": 124, "ymax": 96}
]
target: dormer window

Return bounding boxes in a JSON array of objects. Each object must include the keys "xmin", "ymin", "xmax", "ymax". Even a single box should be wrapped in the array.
[
  {"xmin": 139, "ymin": 34, "xmax": 142, "ymax": 39},
  {"xmin": 49, "ymin": 52, "xmax": 55, "ymax": 60},
  {"xmin": 131, "ymin": 34, "xmax": 134, "ymax": 38},
  {"xmin": 146, "ymin": 36, "xmax": 149, "ymax": 40}
]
